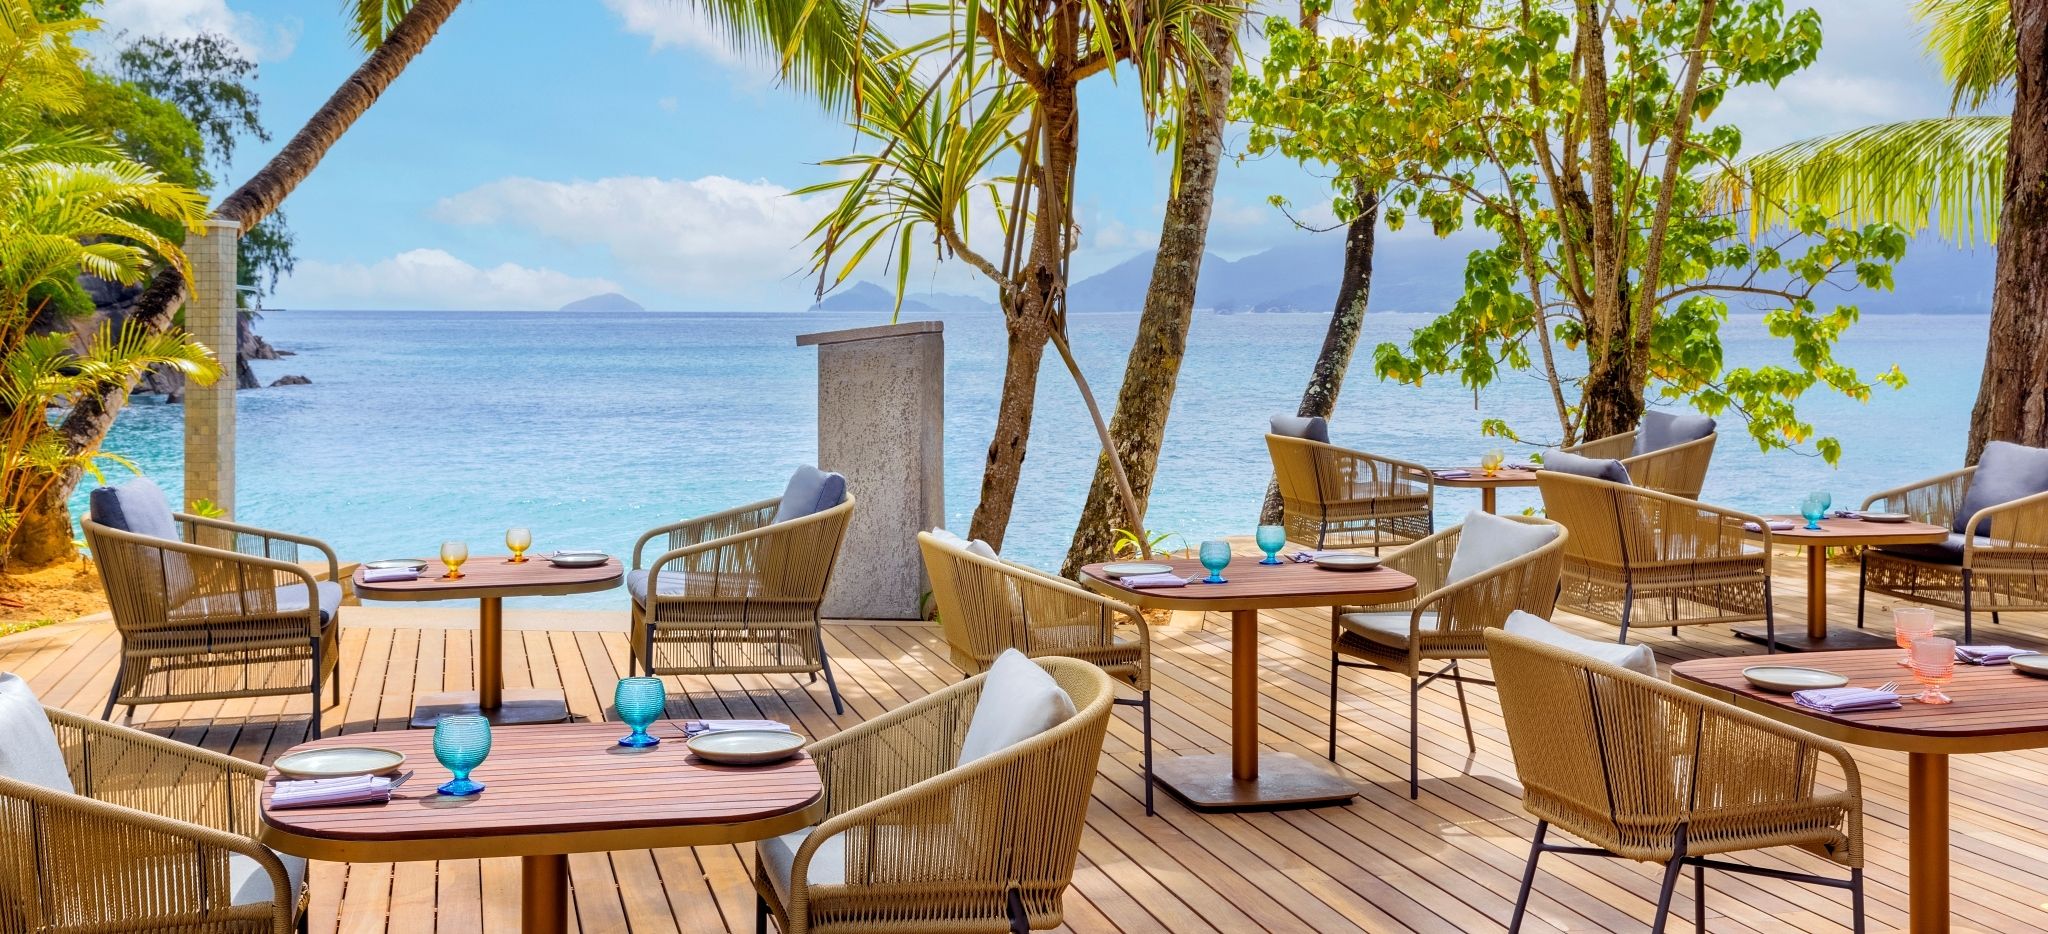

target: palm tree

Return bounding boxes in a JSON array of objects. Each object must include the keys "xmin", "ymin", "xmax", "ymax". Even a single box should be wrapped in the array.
[
  {"xmin": 0, "ymin": 0, "xmax": 218, "ymax": 568},
  {"xmin": 1722, "ymin": 0, "xmax": 2030, "ymax": 460}
]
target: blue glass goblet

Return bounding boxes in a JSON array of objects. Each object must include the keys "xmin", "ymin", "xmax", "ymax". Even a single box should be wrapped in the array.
[
  {"xmin": 432, "ymin": 714, "xmax": 491, "ymax": 797},
  {"xmin": 1255, "ymin": 525, "xmax": 1287, "ymax": 565},
  {"xmin": 1800, "ymin": 493, "xmax": 1827, "ymax": 531},
  {"xmin": 1198, "ymin": 540, "xmax": 1232, "ymax": 584},
  {"xmin": 614, "ymin": 676, "xmax": 667, "ymax": 748}
]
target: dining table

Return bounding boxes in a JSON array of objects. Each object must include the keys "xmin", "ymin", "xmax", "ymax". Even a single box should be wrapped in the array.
[
  {"xmin": 260, "ymin": 721, "xmax": 822, "ymax": 933},
  {"xmin": 354, "ymin": 556, "xmax": 624, "ymax": 727},
  {"xmin": 1430, "ymin": 466, "xmax": 1541, "ymax": 514},
  {"xmin": 1732, "ymin": 515, "xmax": 1951, "ymax": 652},
  {"xmin": 1079, "ymin": 555, "xmax": 1417, "ymax": 810},
  {"xmin": 1672, "ymin": 650, "xmax": 2048, "ymax": 934}
]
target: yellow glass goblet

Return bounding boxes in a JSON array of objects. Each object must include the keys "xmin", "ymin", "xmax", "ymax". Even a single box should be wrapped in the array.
[
  {"xmin": 440, "ymin": 540, "xmax": 468, "ymax": 580},
  {"xmin": 506, "ymin": 528, "xmax": 532, "ymax": 564},
  {"xmin": 1480, "ymin": 449, "xmax": 1505, "ymax": 477}
]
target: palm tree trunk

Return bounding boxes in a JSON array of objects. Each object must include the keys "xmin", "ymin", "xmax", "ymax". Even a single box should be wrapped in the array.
[
  {"xmin": 1969, "ymin": 0, "xmax": 2048, "ymax": 460},
  {"xmin": 1259, "ymin": 182, "xmax": 1378, "ymax": 525},
  {"xmin": 1060, "ymin": 14, "xmax": 1235, "ymax": 576},
  {"xmin": 969, "ymin": 310, "xmax": 1052, "ymax": 550},
  {"xmin": 10, "ymin": 0, "xmax": 463, "ymax": 567}
]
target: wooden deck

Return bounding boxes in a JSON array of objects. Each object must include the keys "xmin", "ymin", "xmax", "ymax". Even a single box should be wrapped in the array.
[{"xmin": 7, "ymin": 551, "xmax": 2047, "ymax": 933}]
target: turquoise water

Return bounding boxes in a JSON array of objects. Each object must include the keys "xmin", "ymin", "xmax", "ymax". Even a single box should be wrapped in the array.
[{"xmin": 75, "ymin": 310, "xmax": 1988, "ymax": 608}]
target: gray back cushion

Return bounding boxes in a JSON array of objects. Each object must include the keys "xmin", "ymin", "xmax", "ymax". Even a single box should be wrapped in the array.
[
  {"xmin": 1957, "ymin": 441, "xmax": 2048, "ymax": 535},
  {"xmin": 1543, "ymin": 450, "xmax": 1632, "ymax": 485},
  {"xmin": 1632, "ymin": 409, "xmax": 1716, "ymax": 456},
  {"xmin": 88, "ymin": 477, "xmax": 180, "ymax": 542},
  {"xmin": 1269, "ymin": 414, "xmax": 1330, "ymax": 443},
  {"xmin": 776, "ymin": 465, "xmax": 848, "ymax": 522}
]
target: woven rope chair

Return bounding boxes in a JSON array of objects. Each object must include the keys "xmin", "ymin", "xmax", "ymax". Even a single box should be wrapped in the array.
[
  {"xmin": 83, "ymin": 515, "xmax": 342, "ymax": 736},
  {"xmin": 1537, "ymin": 471, "xmax": 1776, "ymax": 647},
  {"xmin": 1266, "ymin": 433, "xmax": 1435, "ymax": 551},
  {"xmin": 1326, "ymin": 516, "xmax": 1566, "ymax": 798},
  {"xmin": 629, "ymin": 494, "xmax": 856, "ymax": 713},
  {"xmin": 917, "ymin": 532, "xmax": 1154, "ymax": 814},
  {"xmin": 751, "ymin": 656, "xmax": 1114, "ymax": 934},
  {"xmin": 1484, "ymin": 629, "xmax": 1865, "ymax": 933},
  {"xmin": 1857, "ymin": 467, "xmax": 2048, "ymax": 641},
  {"xmin": 0, "ymin": 704, "xmax": 305, "ymax": 932},
  {"xmin": 1563, "ymin": 429, "xmax": 1718, "ymax": 500}
]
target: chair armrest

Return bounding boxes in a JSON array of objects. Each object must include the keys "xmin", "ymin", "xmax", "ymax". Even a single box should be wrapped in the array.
[
  {"xmin": 1860, "ymin": 466, "xmax": 1976, "ymax": 526},
  {"xmin": 1619, "ymin": 486, "xmax": 1772, "ymax": 562},
  {"xmin": 88, "ymin": 522, "xmax": 327, "ymax": 636},
  {"xmin": 1359, "ymin": 527, "xmax": 1460, "ymax": 617},
  {"xmin": 644, "ymin": 499, "xmax": 851, "ymax": 602},
  {"xmin": 1965, "ymin": 488, "xmax": 2048, "ymax": 557},
  {"xmin": 0, "ymin": 774, "xmax": 296, "ymax": 928},
  {"xmin": 1565, "ymin": 430, "xmax": 1637, "ymax": 460},
  {"xmin": 1680, "ymin": 696, "xmax": 1865, "ymax": 866},
  {"xmin": 1411, "ymin": 530, "xmax": 1566, "ymax": 634},
  {"xmin": 178, "ymin": 513, "xmax": 339, "ymax": 580},
  {"xmin": 805, "ymin": 675, "xmax": 982, "ymax": 817},
  {"xmin": 1006, "ymin": 564, "xmax": 1148, "ymax": 671},
  {"xmin": 45, "ymin": 706, "xmax": 268, "ymax": 836},
  {"xmin": 631, "ymin": 497, "xmax": 780, "ymax": 567}
]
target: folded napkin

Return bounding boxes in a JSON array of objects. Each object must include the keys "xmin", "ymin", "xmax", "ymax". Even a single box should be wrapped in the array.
[
  {"xmin": 361, "ymin": 567, "xmax": 419, "ymax": 583},
  {"xmin": 1121, "ymin": 573, "xmax": 1192, "ymax": 588},
  {"xmin": 1792, "ymin": 686, "xmax": 1902, "ymax": 713},
  {"xmin": 1290, "ymin": 550, "xmax": 1351, "ymax": 563},
  {"xmin": 270, "ymin": 774, "xmax": 395, "ymax": 810},
  {"xmin": 1830, "ymin": 509, "xmax": 1864, "ymax": 519},
  {"xmin": 1957, "ymin": 645, "xmax": 2030, "ymax": 665},
  {"xmin": 1507, "ymin": 462, "xmax": 1543, "ymax": 472},
  {"xmin": 1743, "ymin": 520, "xmax": 1798, "ymax": 532},
  {"xmin": 682, "ymin": 719, "xmax": 794, "ymax": 736},
  {"xmin": 1433, "ymin": 469, "xmax": 1472, "ymax": 479}
]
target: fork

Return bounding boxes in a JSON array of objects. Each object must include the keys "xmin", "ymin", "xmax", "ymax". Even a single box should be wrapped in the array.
[{"xmin": 1872, "ymin": 680, "xmax": 1898, "ymax": 694}]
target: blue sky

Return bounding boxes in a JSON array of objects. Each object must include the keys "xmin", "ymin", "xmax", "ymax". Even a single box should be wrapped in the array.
[{"xmin": 88, "ymin": 0, "xmax": 1994, "ymax": 311}]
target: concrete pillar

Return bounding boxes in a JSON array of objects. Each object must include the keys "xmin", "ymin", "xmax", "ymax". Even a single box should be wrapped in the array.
[
  {"xmin": 183, "ymin": 217, "xmax": 239, "ymax": 517},
  {"xmin": 797, "ymin": 321, "xmax": 944, "ymax": 620}
]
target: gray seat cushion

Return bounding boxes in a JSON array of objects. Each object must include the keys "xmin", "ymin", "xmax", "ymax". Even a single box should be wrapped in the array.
[
  {"xmin": 1879, "ymin": 532, "xmax": 1993, "ymax": 566},
  {"xmin": 1956, "ymin": 441, "xmax": 2048, "ymax": 536},
  {"xmin": 228, "ymin": 850, "xmax": 306, "ymax": 907},
  {"xmin": 759, "ymin": 826, "xmax": 845, "ymax": 900},
  {"xmin": 775, "ymin": 466, "xmax": 848, "ymax": 522},
  {"xmin": 625, "ymin": 568, "xmax": 688, "ymax": 604},
  {"xmin": 88, "ymin": 477, "xmax": 180, "ymax": 542},
  {"xmin": 1338, "ymin": 611, "xmax": 1439, "ymax": 650},
  {"xmin": 1632, "ymin": 410, "xmax": 1715, "ymax": 456},
  {"xmin": 1543, "ymin": 450, "xmax": 1632, "ymax": 485},
  {"xmin": 274, "ymin": 581, "xmax": 344, "ymax": 623},
  {"xmin": 1269, "ymin": 414, "xmax": 1330, "ymax": 443}
]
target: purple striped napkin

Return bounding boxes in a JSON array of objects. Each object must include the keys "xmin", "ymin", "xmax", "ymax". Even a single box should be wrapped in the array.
[
  {"xmin": 1121, "ymin": 573, "xmax": 1191, "ymax": 589},
  {"xmin": 1792, "ymin": 686, "xmax": 1902, "ymax": 713},
  {"xmin": 1744, "ymin": 520, "xmax": 1797, "ymax": 532},
  {"xmin": 270, "ymin": 774, "xmax": 395, "ymax": 809},
  {"xmin": 1957, "ymin": 645, "xmax": 2030, "ymax": 665},
  {"xmin": 1434, "ymin": 469, "xmax": 1472, "ymax": 479}
]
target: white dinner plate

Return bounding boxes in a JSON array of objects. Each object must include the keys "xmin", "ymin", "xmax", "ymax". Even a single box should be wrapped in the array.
[
  {"xmin": 1103, "ymin": 562, "xmax": 1174, "ymax": 579},
  {"xmin": 1741, "ymin": 666, "xmax": 1849, "ymax": 693},
  {"xmin": 273, "ymin": 746, "xmax": 406, "ymax": 780},
  {"xmin": 548, "ymin": 551, "xmax": 610, "ymax": 568},
  {"xmin": 2013, "ymin": 654, "xmax": 2048, "ymax": 678},
  {"xmin": 1314, "ymin": 554, "xmax": 1382, "ymax": 572},
  {"xmin": 365, "ymin": 559, "xmax": 428, "ymax": 572},
  {"xmin": 687, "ymin": 730, "xmax": 805, "ymax": 766},
  {"xmin": 1859, "ymin": 513, "xmax": 1912, "ymax": 524}
]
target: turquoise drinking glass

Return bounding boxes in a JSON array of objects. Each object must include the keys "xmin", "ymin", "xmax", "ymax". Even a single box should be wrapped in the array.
[
  {"xmin": 1198, "ymin": 540, "xmax": 1232, "ymax": 584},
  {"xmin": 432, "ymin": 715, "xmax": 491, "ymax": 797},
  {"xmin": 1801, "ymin": 493, "xmax": 1828, "ymax": 530},
  {"xmin": 614, "ymin": 676, "xmax": 666, "ymax": 748},
  {"xmin": 1255, "ymin": 525, "xmax": 1287, "ymax": 565}
]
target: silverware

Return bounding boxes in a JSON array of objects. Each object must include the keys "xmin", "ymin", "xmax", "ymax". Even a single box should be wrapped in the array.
[{"xmin": 1874, "ymin": 681, "xmax": 1897, "ymax": 694}]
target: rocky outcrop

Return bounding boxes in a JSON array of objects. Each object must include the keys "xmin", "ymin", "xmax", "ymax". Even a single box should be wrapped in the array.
[
  {"xmin": 269, "ymin": 374, "xmax": 310, "ymax": 386},
  {"xmin": 71, "ymin": 276, "xmax": 287, "ymax": 400}
]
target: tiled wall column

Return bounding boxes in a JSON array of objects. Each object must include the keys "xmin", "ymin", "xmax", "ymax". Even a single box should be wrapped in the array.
[{"xmin": 183, "ymin": 217, "xmax": 239, "ymax": 517}]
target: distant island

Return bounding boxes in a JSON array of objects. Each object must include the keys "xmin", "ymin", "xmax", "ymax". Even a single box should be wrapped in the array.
[
  {"xmin": 559, "ymin": 292, "xmax": 645, "ymax": 312},
  {"xmin": 809, "ymin": 281, "xmax": 998, "ymax": 314}
]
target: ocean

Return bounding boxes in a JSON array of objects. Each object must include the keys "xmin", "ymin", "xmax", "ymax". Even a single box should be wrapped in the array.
[{"xmin": 74, "ymin": 309, "xmax": 1989, "ymax": 608}]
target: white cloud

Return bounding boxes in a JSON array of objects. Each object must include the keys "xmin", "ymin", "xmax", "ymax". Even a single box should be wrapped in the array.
[
  {"xmin": 280, "ymin": 249, "xmax": 620, "ymax": 311},
  {"xmin": 433, "ymin": 174, "xmax": 835, "ymax": 299},
  {"xmin": 603, "ymin": 0, "xmax": 751, "ymax": 65},
  {"xmin": 91, "ymin": 0, "xmax": 296, "ymax": 61}
]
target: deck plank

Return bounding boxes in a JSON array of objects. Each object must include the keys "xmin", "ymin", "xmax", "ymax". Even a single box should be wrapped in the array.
[{"xmin": 8, "ymin": 550, "xmax": 2048, "ymax": 932}]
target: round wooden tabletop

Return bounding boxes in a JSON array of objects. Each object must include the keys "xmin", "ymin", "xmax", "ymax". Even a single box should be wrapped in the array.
[
  {"xmin": 1079, "ymin": 556, "xmax": 1417, "ymax": 612},
  {"xmin": 259, "ymin": 721, "xmax": 823, "ymax": 861},
  {"xmin": 1431, "ymin": 467, "xmax": 1541, "ymax": 489},
  {"xmin": 353, "ymin": 556, "xmax": 624, "ymax": 601},
  {"xmin": 1745, "ymin": 515, "xmax": 1951, "ymax": 548}
]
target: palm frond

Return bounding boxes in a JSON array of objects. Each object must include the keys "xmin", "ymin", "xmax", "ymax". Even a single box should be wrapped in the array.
[
  {"xmin": 1715, "ymin": 116, "xmax": 2009, "ymax": 245},
  {"xmin": 670, "ymin": 0, "xmax": 908, "ymax": 114},
  {"xmin": 348, "ymin": 0, "xmax": 419, "ymax": 53},
  {"xmin": 1917, "ymin": 0, "xmax": 2014, "ymax": 111}
]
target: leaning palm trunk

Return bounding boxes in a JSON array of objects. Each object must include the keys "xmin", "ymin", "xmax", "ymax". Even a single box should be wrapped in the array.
[
  {"xmin": 1969, "ymin": 0, "xmax": 2048, "ymax": 461},
  {"xmin": 11, "ymin": 0, "xmax": 465, "ymax": 567},
  {"xmin": 1259, "ymin": 182, "xmax": 1378, "ymax": 525},
  {"xmin": 1062, "ymin": 14, "xmax": 1235, "ymax": 576}
]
